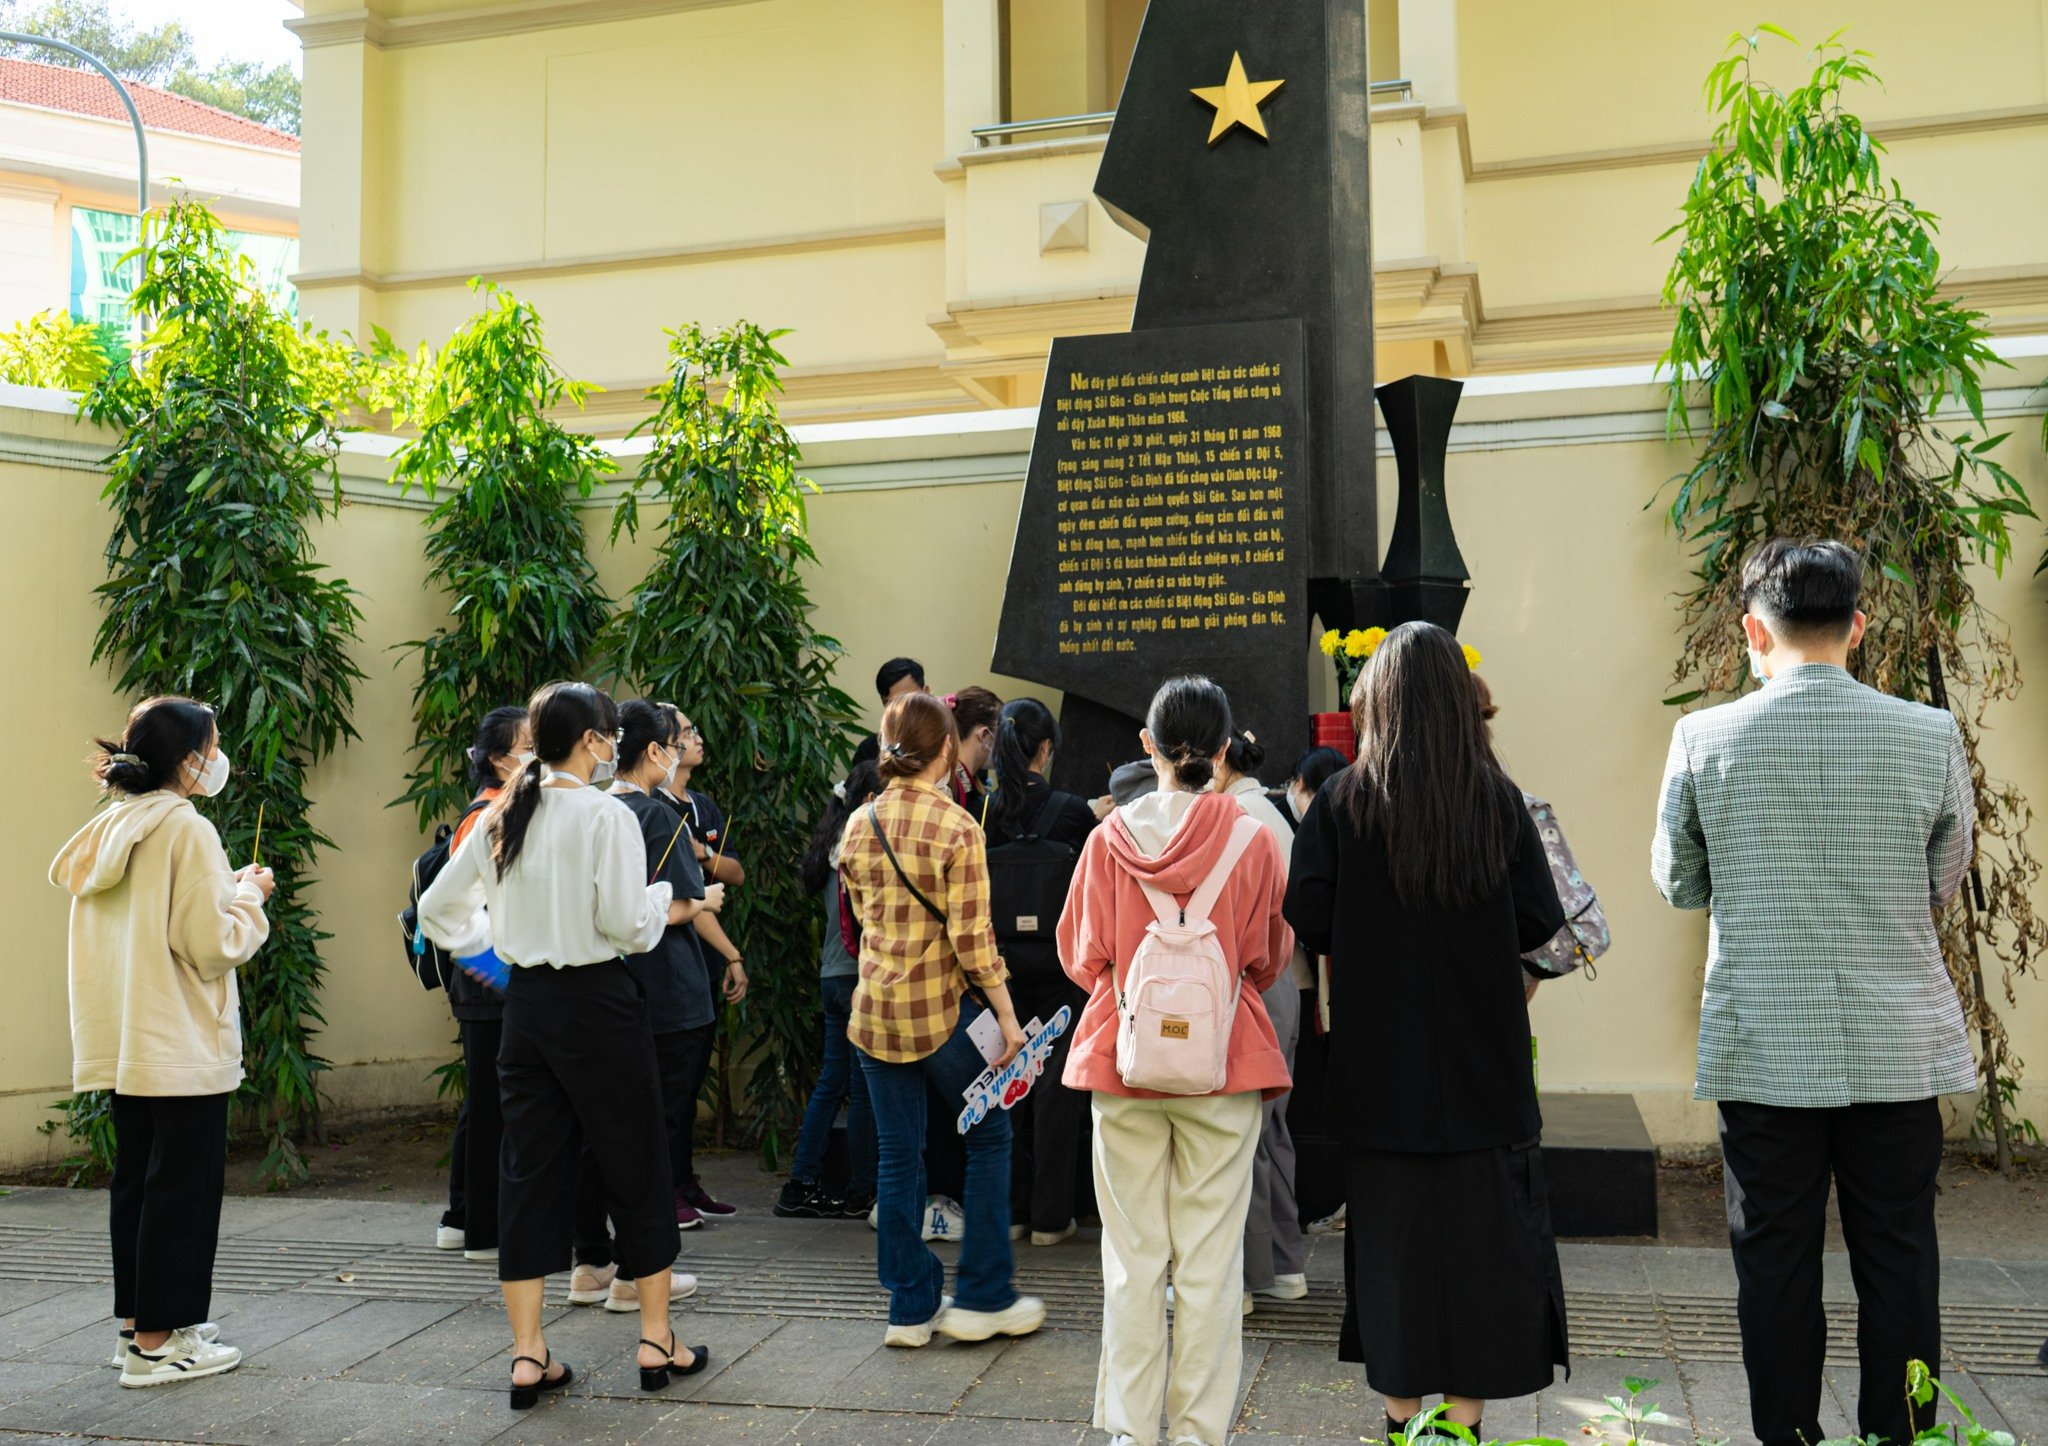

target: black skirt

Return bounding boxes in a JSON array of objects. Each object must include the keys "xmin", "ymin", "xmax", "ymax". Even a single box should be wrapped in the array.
[{"xmin": 1341, "ymin": 1142, "xmax": 1569, "ymax": 1399}]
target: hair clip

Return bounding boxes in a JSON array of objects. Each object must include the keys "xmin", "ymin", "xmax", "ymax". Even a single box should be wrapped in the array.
[
  {"xmin": 1241, "ymin": 730, "xmax": 1257, "ymax": 744},
  {"xmin": 110, "ymin": 752, "xmax": 143, "ymax": 766},
  {"xmin": 942, "ymin": 693, "xmax": 958, "ymax": 709},
  {"xmin": 882, "ymin": 741, "xmax": 906, "ymax": 757}
]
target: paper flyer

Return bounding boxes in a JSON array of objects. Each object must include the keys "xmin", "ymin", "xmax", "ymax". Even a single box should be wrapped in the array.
[{"xmin": 956, "ymin": 1006, "xmax": 1072, "ymax": 1134}]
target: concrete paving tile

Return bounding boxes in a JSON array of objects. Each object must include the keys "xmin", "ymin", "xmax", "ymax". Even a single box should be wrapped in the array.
[
  {"xmin": 226, "ymin": 1377, "xmax": 446, "ymax": 1446},
  {"xmin": 636, "ymin": 1400, "xmax": 814, "ymax": 1441},
  {"xmin": 1989, "ymin": 1260, "xmax": 2048, "ymax": 1306},
  {"xmin": 0, "ymin": 1280, "xmax": 70, "ymax": 1319},
  {"xmin": 236, "ymin": 1199, "xmax": 423, "ymax": 1246},
  {"xmin": 1636, "ymin": 1249, "xmax": 1741, "ymax": 1299},
  {"xmin": 1811, "ymin": 1369, "xmax": 1864, "ymax": 1441},
  {"xmin": 344, "ymin": 1299, "xmax": 565, "ymax": 1386},
  {"xmin": 490, "ymin": 1394, "xmax": 677, "ymax": 1445},
  {"xmin": 19, "ymin": 1311, "xmax": 123, "ymax": 1368},
  {"xmin": 926, "ymin": 1420, "xmax": 1088, "ymax": 1446},
  {"xmin": 692, "ymin": 1317, "xmax": 882, "ymax": 1409},
  {"xmin": 955, "ymin": 1327, "xmax": 1100, "ymax": 1422},
  {"xmin": 1235, "ymin": 1340, "xmax": 1372, "ymax": 1439},
  {"xmin": 784, "ymin": 1406, "xmax": 945, "ymax": 1445},
  {"xmin": 341, "ymin": 1380, "xmax": 524, "ymax": 1444},
  {"xmin": 0, "ymin": 1284, "xmax": 112, "ymax": 1358},
  {"xmin": 0, "ymin": 1186, "xmax": 106, "ymax": 1229},
  {"xmin": 1979, "ymin": 1373, "xmax": 2048, "ymax": 1446},
  {"xmin": 207, "ymin": 1288, "xmax": 370, "ymax": 1355},
  {"xmin": 832, "ymin": 1333, "xmax": 1016, "ymax": 1415},
  {"xmin": 0, "ymin": 1356, "xmax": 152, "ymax": 1436},
  {"xmin": 1302, "ymin": 1236, "xmax": 1347, "ymax": 1286},
  {"xmin": 1942, "ymin": 1256, "xmax": 2030, "ymax": 1305},
  {"xmin": 88, "ymin": 1363, "xmax": 312, "ymax": 1444},
  {"xmin": 1670, "ymin": 1360, "xmax": 1761, "ymax": 1445},
  {"xmin": 245, "ymin": 1297, "xmax": 465, "ymax": 1378},
  {"xmin": 1557, "ymin": 1243, "xmax": 1655, "ymax": 1296},
  {"xmin": 1922, "ymin": 1366, "xmax": 2012, "ymax": 1436},
  {"xmin": 0, "ymin": 1358, "xmax": 101, "ymax": 1410},
  {"xmin": 1536, "ymin": 1356, "xmax": 1688, "ymax": 1443}
]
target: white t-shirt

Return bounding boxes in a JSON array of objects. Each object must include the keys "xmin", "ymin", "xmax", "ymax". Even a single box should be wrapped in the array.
[{"xmin": 420, "ymin": 782, "xmax": 671, "ymax": 968}]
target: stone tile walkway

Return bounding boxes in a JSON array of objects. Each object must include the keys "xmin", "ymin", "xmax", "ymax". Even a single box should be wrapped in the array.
[{"xmin": 0, "ymin": 1184, "xmax": 2044, "ymax": 1444}]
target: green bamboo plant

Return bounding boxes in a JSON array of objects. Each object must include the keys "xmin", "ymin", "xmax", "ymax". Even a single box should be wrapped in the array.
[
  {"xmin": 383, "ymin": 280, "xmax": 615, "ymax": 831},
  {"xmin": 601, "ymin": 321, "xmax": 862, "ymax": 1164},
  {"xmin": 1657, "ymin": 28, "xmax": 2042, "ymax": 1166},
  {"xmin": 76, "ymin": 198, "xmax": 365, "ymax": 1186}
]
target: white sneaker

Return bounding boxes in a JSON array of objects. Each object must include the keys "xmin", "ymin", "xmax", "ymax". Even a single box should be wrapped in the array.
[
  {"xmin": 921, "ymin": 1195, "xmax": 965, "ymax": 1242},
  {"xmin": 1260, "ymin": 1273, "xmax": 1308, "ymax": 1301},
  {"xmin": 462, "ymin": 1246, "xmax": 498, "ymax": 1263},
  {"xmin": 1008, "ymin": 1223, "xmax": 1028, "ymax": 1242},
  {"xmin": 1242, "ymin": 1292, "xmax": 1254, "ymax": 1317},
  {"xmin": 120, "ymin": 1327, "xmax": 242, "ymax": 1387},
  {"xmin": 1030, "ymin": 1220, "xmax": 1078, "ymax": 1247},
  {"xmin": 935, "ymin": 1295, "xmax": 1045, "ymax": 1342},
  {"xmin": 884, "ymin": 1294, "xmax": 953, "ymax": 1348},
  {"xmin": 111, "ymin": 1321, "xmax": 219, "ymax": 1369},
  {"xmin": 604, "ymin": 1271, "xmax": 699, "ymax": 1312},
  {"xmin": 566, "ymin": 1262, "xmax": 619, "ymax": 1306},
  {"xmin": 435, "ymin": 1225, "xmax": 465, "ymax": 1251}
]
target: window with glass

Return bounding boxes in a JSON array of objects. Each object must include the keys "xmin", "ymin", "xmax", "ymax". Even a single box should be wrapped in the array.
[{"xmin": 68, "ymin": 207, "xmax": 300, "ymax": 327}]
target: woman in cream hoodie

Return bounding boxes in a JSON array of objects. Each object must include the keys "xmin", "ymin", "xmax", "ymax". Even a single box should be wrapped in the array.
[{"xmin": 50, "ymin": 696, "xmax": 272, "ymax": 1388}]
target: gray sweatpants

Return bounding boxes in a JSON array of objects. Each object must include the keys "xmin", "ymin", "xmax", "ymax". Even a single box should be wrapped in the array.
[{"xmin": 1242, "ymin": 979, "xmax": 1305, "ymax": 1290}]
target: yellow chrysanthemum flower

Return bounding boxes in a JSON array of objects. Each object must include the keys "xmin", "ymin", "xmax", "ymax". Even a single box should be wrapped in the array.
[
  {"xmin": 1343, "ymin": 630, "xmax": 1371, "ymax": 659},
  {"xmin": 1463, "ymin": 644, "xmax": 1483, "ymax": 670},
  {"xmin": 1319, "ymin": 629, "xmax": 1341, "ymax": 658}
]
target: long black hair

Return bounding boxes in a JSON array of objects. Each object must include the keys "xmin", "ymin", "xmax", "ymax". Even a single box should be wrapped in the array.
[
  {"xmin": 465, "ymin": 705, "xmax": 529, "ymax": 794},
  {"xmin": 990, "ymin": 696, "xmax": 1060, "ymax": 835},
  {"xmin": 1333, "ymin": 622, "xmax": 1520, "ymax": 911},
  {"xmin": 488, "ymin": 681, "xmax": 619, "ymax": 874},
  {"xmin": 93, "ymin": 696, "xmax": 216, "ymax": 796},
  {"xmin": 802, "ymin": 761, "xmax": 882, "ymax": 895},
  {"xmin": 1291, "ymin": 746, "xmax": 1348, "ymax": 797},
  {"xmin": 1145, "ymin": 675, "xmax": 1233, "ymax": 790}
]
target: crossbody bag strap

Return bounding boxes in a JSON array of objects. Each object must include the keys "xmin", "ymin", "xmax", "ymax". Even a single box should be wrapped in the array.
[{"xmin": 866, "ymin": 801, "xmax": 946, "ymax": 925}]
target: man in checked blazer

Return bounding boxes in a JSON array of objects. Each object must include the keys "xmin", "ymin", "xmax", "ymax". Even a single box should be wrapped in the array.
[{"xmin": 1653, "ymin": 538, "xmax": 1976, "ymax": 1446}]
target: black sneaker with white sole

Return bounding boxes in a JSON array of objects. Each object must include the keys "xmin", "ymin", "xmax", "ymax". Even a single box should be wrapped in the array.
[{"xmin": 773, "ymin": 1179, "xmax": 829, "ymax": 1218}]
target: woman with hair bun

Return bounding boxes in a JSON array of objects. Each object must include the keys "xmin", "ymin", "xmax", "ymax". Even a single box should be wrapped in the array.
[
  {"xmin": 420, "ymin": 681, "xmax": 711, "ymax": 1410},
  {"xmin": 52, "ymin": 696, "xmax": 273, "ymax": 1387},
  {"xmin": 944, "ymin": 685, "xmax": 1003, "ymax": 813},
  {"xmin": 1056, "ymin": 676, "xmax": 1295, "ymax": 1446},
  {"xmin": 839, "ymin": 691, "xmax": 1043, "ymax": 1349},
  {"xmin": 1213, "ymin": 727, "xmax": 1313, "ymax": 1313}
]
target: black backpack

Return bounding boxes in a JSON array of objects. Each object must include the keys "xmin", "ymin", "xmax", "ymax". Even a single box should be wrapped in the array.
[
  {"xmin": 987, "ymin": 791, "xmax": 1081, "ymax": 971},
  {"xmin": 398, "ymin": 799, "xmax": 490, "ymax": 991}
]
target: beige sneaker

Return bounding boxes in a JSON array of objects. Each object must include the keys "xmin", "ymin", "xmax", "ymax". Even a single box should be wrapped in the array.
[
  {"xmin": 566, "ymin": 1262, "xmax": 619, "ymax": 1306},
  {"xmin": 604, "ymin": 1271, "xmax": 700, "ymax": 1313},
  {"xmin": 935, "ymin": 1295, "xmax": 1045, "ymax": 1343},
  {"xmin": 884, "ymin": 1294, "xmax": 953, "ymax": 1348},
  {"xmin": 120, "ymin": 1327, "xmax": 241, "ymax": 1387}
]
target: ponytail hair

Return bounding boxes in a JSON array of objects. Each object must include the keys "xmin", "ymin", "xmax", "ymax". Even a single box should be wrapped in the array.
[
  {"xmin": 946, "ymin": 686, "xmax": 1002, "ymax": 743},
  {"xmin": 465, "ymin": 705, "xmax": 528, "ymax": 794},
  {"xmin": 92, "ymin": 696, "xmax": 216, "ymax": 796},
  {"xmin": 802, "ymin": 760, "xmax": 882, "ymax": 893},
  {"xmin": 1223, "ymin": 728, "xmax": 1266, "ymax": 778},
  {"xmin": 878, "ymin": 692, "xmax": 959, "ymax": 782},
  {"xmin": 991, "ymin": 696, "xmax": 1060, "ymax": 835},
  {"xmin": 488, "ymin": 681, "xmax": 618, "ymax": 874},
  {"xmin": 1145, "ymin": 675, "xmax": 1233, "ymax": 791}
]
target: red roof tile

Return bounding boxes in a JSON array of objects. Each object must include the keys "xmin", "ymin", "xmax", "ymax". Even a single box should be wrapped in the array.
[{"xmin": 0, "ymin": 55, "xmax": 298, "ymax": 152}]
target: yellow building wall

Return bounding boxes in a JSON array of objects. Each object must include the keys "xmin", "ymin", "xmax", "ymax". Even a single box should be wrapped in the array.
[{"xmin": 7, "ymin": 379, "xmax": 2048, "ymax": 1164}]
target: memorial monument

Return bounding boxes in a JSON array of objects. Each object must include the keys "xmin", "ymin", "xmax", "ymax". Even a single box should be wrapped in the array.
[{"xmin": 993, "ymin": 0, "xmax": 1469, "ymax": 789}]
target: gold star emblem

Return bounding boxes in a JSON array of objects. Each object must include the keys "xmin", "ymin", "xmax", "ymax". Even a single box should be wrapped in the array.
[{"xmin": 1191, "ymin": 51, "xmax": 1285, "ymax": 145}]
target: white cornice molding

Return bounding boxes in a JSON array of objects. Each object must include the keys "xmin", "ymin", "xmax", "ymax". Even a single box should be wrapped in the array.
[
  {"xmin": 292, "ymin": 220, "xmax": 942, "ymax": 293},
  {"xmin": 287, "ymin": 0, "xmax": 764, "ymax": 51}
]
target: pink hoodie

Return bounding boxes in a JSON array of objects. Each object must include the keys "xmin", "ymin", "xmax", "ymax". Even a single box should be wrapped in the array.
[{"xmin": 1057, "ymin": 790, "xmax": 1295, "ymax": 1099}]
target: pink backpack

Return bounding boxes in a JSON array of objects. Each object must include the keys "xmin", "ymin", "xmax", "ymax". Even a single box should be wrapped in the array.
[{"xmin": 1114, "ymin": 815, "xmax": 1264, "ymax": 1095}]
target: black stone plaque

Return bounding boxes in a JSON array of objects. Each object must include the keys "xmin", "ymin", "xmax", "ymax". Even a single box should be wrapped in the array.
[{"xmin": 994, "ymin": 320, "xmax": 1309, "ymax": 755}]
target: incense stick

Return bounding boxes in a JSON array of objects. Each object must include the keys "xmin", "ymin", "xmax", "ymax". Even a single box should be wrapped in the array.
[
  {"xmin": 713, "ymin": 822, "xmax": 733, "ymax": 871},
  {"xmin": 251, "ymin": 802, "xmax": 264, "ymax": 869},
  {"xmin": 650, "ymin": 821, "xmax": 684, "ymax": 883}
]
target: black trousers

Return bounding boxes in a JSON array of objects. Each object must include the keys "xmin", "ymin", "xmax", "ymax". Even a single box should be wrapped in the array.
[
  {"xmin": 1005, "ymin": 970, "xmax": 1089, "ymax": 1234},
  {"xmin": 574, "ymin": 1024, "xmax": 712, "ymax": 1267},
  {"xmin": 442, "ymin": 1016, "xmax": 504, "ymax": 1249},
  {"xmin": 498, "ymin": 961, "xmax": 678, "ymax": 1283},
  {"xmin": 1719, "ymin": 1098, "xmax": 1943, "ymax": 1446},
  {"xmin": 109, "ymin": 1092, "xmax": 229, "ymax": 1332}
]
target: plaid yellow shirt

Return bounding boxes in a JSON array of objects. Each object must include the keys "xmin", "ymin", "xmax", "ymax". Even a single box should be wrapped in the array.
[{"xmin": 840, "ymin": 778, "xmax": 1007, "ymax": 1063}]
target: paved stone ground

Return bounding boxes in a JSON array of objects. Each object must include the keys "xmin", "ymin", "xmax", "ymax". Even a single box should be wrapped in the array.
[{"xmin": 2, "ymin": 1181, "xmax": 2046, "ymax": 1445}]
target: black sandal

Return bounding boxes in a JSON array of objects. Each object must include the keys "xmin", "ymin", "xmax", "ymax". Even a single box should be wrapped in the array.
[
  {"xmin": 508, "ymin": 1350, "xmax": 571, "ymax": 1410},
  {"xmin": 638, "ymin": 1331, "xmax": 711, "ymax": 1391}
]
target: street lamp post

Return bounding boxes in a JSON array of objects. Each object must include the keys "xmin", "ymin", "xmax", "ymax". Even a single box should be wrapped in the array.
[{"xmin": 0, "ymin": 32, "xmax": 149, "ymax": 218}]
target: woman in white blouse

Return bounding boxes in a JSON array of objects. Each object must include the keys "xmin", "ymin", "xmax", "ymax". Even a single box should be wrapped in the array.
[{"xmin": 421, "ymin": 681, "xmax": 712, "ymax": 1411}]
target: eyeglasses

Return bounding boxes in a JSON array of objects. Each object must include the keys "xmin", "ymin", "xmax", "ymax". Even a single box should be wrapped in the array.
[{"xmin": 679, "ymin": 725, "xmax": 703, "ymax": 740}]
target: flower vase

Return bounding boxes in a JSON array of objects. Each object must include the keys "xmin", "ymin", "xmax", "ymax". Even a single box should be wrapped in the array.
[{"xmin": 1312, "ymin": 711, "xmax": 1357, "ymax": 762}]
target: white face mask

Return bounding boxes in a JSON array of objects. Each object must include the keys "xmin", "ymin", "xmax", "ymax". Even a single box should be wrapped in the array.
[
  {"xmin": 186, "ymin": 749, "xmax": 230, "ymax": 798},
  {"xmin": 1288, "ymin": 788, "xmax": 1312, "ymax": 822},
  {"xmin": 588, "ymin": 735, "xmax": 618, "ymax": 788},
  {"xmin": 1747, "ymin": 647, "xmax": 1770, "ymax": 685}
]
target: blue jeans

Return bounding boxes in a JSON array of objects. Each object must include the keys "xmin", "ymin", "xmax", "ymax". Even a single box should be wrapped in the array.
[
  {"xmin": 856, "ymin": 999, "xmax": 1017, "ymax": 1324},
  {"xmin": 790, "ymin": 974, "xmax": 875, "ymax": 1193}
]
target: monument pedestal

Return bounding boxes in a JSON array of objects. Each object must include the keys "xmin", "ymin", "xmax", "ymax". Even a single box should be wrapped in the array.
[{"xmin": 1539, "ymin": 1092, "xmax": 1660, "ymax": 1238}]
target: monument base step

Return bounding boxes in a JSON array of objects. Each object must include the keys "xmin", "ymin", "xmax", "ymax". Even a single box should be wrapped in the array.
[{"xmin": 1541, "ymin": 1091, "xmax": 1660, "ymax": 1238}]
